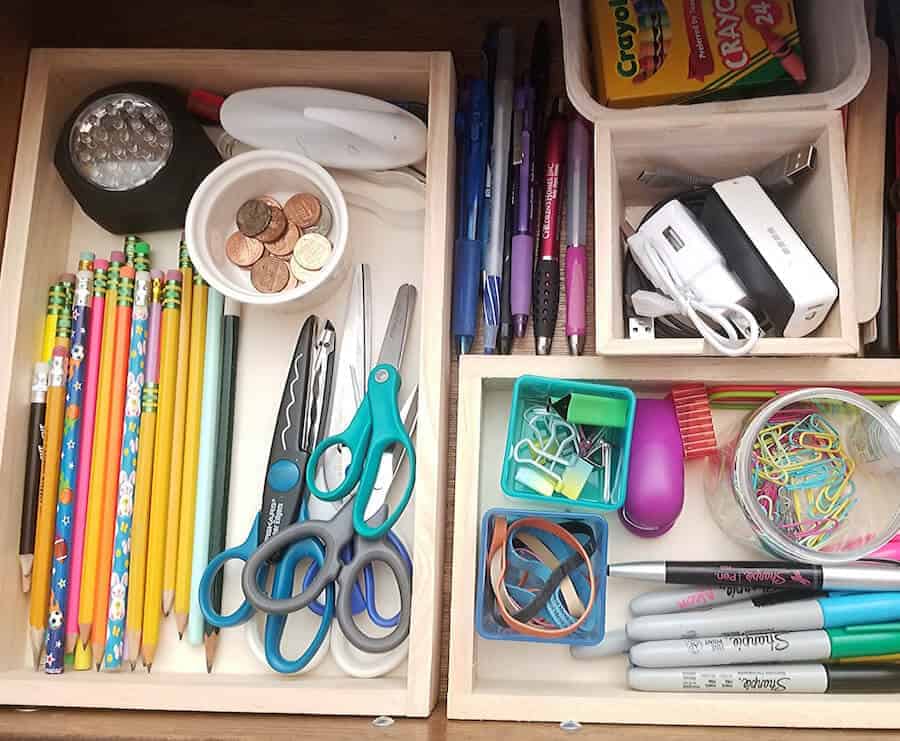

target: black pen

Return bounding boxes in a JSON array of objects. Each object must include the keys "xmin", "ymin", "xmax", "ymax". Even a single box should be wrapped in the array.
[{"xmin": 498, "ymin": 110, "xmax": 516, "ymax": 355}]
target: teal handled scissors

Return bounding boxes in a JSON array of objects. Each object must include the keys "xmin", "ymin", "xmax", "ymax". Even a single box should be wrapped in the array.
[
  {"xmin": 198, "ymin": 315, "xmax": 338, "ymax": 673},
  {"xmin": 242, "ymin": 284, "xmax": 417, "ymax": 654}
]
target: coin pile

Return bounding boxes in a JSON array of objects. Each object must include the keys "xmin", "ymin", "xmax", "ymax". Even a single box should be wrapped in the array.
[{"xmin": 226, "ymin": 192, "xmax": 334, "ymax": 294}]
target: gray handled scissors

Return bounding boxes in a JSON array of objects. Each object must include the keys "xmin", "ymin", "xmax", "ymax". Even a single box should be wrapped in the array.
[{"xmin": 242, "ymin": 284, "xmax": 417, "ymax": 653}]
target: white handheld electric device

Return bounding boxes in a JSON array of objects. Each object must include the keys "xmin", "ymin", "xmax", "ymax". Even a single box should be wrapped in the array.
[
  {"xmin": 627, "ymin": 200, "xmax": 760, "ymax": 356},
  {"xmin": 220, "ymin": 87, "xmax": 427, "ymax": 170}
]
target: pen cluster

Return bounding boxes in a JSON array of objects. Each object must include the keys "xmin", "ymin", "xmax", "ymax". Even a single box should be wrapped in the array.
[{"xmin": 451, "ymin": 22, "xmax": 591, "ymax": 357}]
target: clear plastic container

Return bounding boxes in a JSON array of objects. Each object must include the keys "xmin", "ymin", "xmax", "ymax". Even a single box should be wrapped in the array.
[{"xmin": 704, "ymin": 388, "xmax": 900, "ymax": 563}]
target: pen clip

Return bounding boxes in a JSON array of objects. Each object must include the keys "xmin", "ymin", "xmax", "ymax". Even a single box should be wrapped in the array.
[{"xmin": 512, "ymin": 108, "xmax": 524, "ymax": 166}]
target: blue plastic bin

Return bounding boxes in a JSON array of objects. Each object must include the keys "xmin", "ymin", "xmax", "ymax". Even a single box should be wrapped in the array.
[{"xmin": 475, "ymin": 507, "xmax": 608, "ymax": 646}]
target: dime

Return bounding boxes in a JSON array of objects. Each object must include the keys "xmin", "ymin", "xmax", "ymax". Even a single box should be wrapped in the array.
[
  {"xmin": 236, "ymin": 198, "xmax": 271, "ymax": 237},
  {"xmin": 250, "ymin": 254, "xmax": 290, "ymax": 293},
  {"xmin": 294, "ymin": 233, "xmax": 332, "ymax": 271},
  {"xmin": 284, "ymin": 192, "xmax": 322, "ymax": 229},
  {"xmin": 306, "ymin": 202, "xmax": 333, "ymax": 237},
  {"xmin": 224, "ymin": 232, "xmax": 264, "ymax": 268},
  {"xmin": 264, "ymin": 222, "xmax": 300, "ymax": 257}
]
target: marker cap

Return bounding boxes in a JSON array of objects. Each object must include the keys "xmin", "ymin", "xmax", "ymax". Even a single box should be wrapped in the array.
[{"xmin": 821, "ymin": 592, "xmax": 900, "ymax": 628}]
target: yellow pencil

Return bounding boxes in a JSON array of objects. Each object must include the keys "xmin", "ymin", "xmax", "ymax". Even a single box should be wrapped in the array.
[
  {"xmin": 27, "ymin": 346, "xmax": 68, "ymax": 668},
  {"xmin": 76, "ymin": 251, "xmax": 124, "ymax": 657},
  {"xmin": 123, "ymin": 273, "xmax": 163, "ymax": 669},
  {"xmin": 39, "ymin": 281, "xmax": 65, "ymax": 363},
  {"xmin": 174, "ymin": 274, "xmax": 207, "ymax": 637},
  {"xmin": 141, "ymin": 271, "xmax": 182, "ymax": 670},
  {"xmin": 163, "ymin": 244, "xmax": 193, "ymax": 617}
]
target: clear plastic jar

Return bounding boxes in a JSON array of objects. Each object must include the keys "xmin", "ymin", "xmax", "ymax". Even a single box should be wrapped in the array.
[{"xmin": 704, "ymin": 388, "xmax": 900, "ymax": 564}]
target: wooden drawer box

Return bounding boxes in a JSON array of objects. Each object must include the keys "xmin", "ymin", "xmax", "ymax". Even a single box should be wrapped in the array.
[
  {"xmin": 594, "ymin": 111, "xmax": 857, "ymax": 357},
  {"xmin": 448, "ymin": 355, "xmax": 900, "ymax": 728},
  {"xmin": 0, "ymin": 49, "xmax": 454, "ymax": 716}
]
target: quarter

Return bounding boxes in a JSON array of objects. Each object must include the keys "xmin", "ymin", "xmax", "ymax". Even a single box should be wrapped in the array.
[{"xmin": 294, "ymin": 233, "xmax": 332, "ymax": 271}]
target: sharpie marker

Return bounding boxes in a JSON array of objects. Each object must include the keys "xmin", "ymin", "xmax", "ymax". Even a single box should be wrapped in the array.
[
  {"xmin": 608, "ymin": 560, "xmax": 900, "ymax": 592},
  {"xmin": 628, "ymin": 663, "xmax": 900, "ymax": 693},
  {"xmin": 627, "ymin": 593, "xmax": 900, "ymax": 642},
  {"xmin": 630, "ymin": 624, "xmax": 900, "ymax": 668},
  {"xmin": 630, "ymin": 586, "xmax": 782, "ymax": 617}
]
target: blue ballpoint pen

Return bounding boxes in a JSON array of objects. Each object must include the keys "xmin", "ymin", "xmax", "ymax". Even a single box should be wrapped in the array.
[
  {"xmin": 511, "ymin": 82, "xmax": 535, "ymax": 338},
  {"xmin": 482, "ymin": 26, "xmax": 515, "ymax": 354},
  {"xmin": 451, "ymin": 79, "xmax": 490, "ymax": 355}
]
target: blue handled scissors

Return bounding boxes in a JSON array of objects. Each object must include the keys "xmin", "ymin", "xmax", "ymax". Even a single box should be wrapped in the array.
[
  {"xmin": 242, "ymin": 284, "xmax": 417, "ymax": 654},
  {"xmin": 199, "ymin": 314, "xmax": 340, "ymax": 673}
]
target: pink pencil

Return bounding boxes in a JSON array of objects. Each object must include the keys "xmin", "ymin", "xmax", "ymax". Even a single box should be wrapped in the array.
[{"xmin": 64, "ymin": 258, "xmax": 108, "ymax": 656}]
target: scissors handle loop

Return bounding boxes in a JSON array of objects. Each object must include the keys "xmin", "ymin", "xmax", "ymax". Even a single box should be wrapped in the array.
[{"xmin": 199, "ymin": 513, "xmax": 265, "ymax": 629}]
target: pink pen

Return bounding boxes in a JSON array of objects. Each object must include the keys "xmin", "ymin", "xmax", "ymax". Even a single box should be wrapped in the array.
[
  {"xmin": 64, "ymin": 258, "xmax": 108, "ymax": 656},
  {"xmin": 565, "ymin": 114, "xmax": 590, "ymax": 356}
]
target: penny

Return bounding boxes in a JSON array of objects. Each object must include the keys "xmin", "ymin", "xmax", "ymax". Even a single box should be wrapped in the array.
[
  {"xmin": 284, "ymin": 193, "xmax": 322, "ymax": 229},
  {"xmin": 250, "ymin": 254, "xmax": 290, "ymax": 293},
  {"xmin": 290, "ymin": 256, "xmax": 321, "ymax": 284},
  {"xmin": 236, "ymin": 198, "xmax": 271, "ymax": 237},
  {"xmin": 256, "ymin": 204, "xmax": 288, "ymax": 243},
  {"xmin": 306, "ymin": 202, "xmax": 333, "ymax": 237},
  {"xmin": 294, "ymin": 233, "xmax": 332, "ymax": 271},
  {"xmin": 263, "ymin": 222, "xmax": 300, "ymax": 257},
  {"xmin": 260, "ymin": 195, "xmax": 283, "ymax": 210},
  {"xmin": 225, "ymin": 231, "xmax": 265, "ymax": 268}
]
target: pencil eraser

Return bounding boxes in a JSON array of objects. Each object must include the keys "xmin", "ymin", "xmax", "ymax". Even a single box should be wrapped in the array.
[
  {"xmin": 94, "ymin": 259, "xmax": 109, "ymax": 270},
  {"xmin": 52, "ymin": 345, "xmax": 67, "ymax": 357},
  {"xmin": 79, "ymin": 251, "xmax": 95, "ymax": 261},
  {"xmin": 151, "ymin": 269, "xmax": 164, "ymax": 280},
  {"xmin": 134, "ymin": 241, "xmax": 151, "ymax": 254},
  {"xmin": 118, "ymin": 265, "xmax": 136, "ymax": 279},
  {"xmin": 110, "ymin": 251, "xmax": 126, "ymax": 263},
  {"xmin": 59, "ymin": 273, "xmax": 75, "ymax": 284},
  {"xmin": 166, "ymin": 269, "xmax": 183, "ymax": 283},
  {"xmin": 135, "ymin": 270, "xmax": 151, "ymax": 281}
]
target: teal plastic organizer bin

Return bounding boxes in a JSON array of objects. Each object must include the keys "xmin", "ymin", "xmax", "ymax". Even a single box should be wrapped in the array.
[{"xmin": 501, "ymin": 375, "xmax": 636, "ymax": 511}]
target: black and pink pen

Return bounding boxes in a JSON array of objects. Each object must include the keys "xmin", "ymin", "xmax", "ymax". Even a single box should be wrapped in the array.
[
  {"xmin": 608, "ymin": 561, "xmax": 900, "ymax": 592},
  {"xmin": 565, "ymin": 114, "xmax": 590, "ymax": 356}
]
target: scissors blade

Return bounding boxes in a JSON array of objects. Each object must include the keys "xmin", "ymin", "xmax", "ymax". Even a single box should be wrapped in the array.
[
  {"xmin": 364, "ymin": 386, "xmax": 419, "ymax": 521},
  {"xmin": 303, "ymin": 320, "xmax": 336, "ymax": 454},
  {"xmin": 319, "ymin": 265, "xmax": 372, "ymax": 493},
  {"xmin": 376, "ymin": 284, "xmax": 417, "ymax": 370},
  {"xmin": 271, "ymin": 315, "xmax": 317, "ymax": 458}
]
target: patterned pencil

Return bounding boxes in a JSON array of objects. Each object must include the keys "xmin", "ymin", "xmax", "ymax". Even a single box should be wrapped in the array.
[
  {"xmin": 78, "ymin": 251, "xmax": 124, "ymax": 656},
  {"xmin": 163, "ymin": 242, "xmax": 193, "ymax": 617},
  {"xmin": 65, "ymin": 258, "xmax": 108, "ymax": 656},
  {"xmin": 28, "ymin": 346, "xmax": 68, "ymax": 668},
  {"xmin": 100, "ymin": 269, "xmax": 148, "ymax": 670},
  {"xmin": 90, "ymin": 264, "xmax": 136, "ymax": 667},
  {"xmin": 124, "ymin": 235, "xmax": 138, "ymax": 267},
  {"xmin": 174, "ymin": 273, "xmax": 208, "ymax": 638},
  {"xmin": 205, "ymin": 298, "xmax": 241, "ymax": 672},
  {"xmin": 140, "ymin": 271, "xmax": 182, "ymax": 670},
  {"xmin": 122, "ymin": 272, "xmax": 162, "ymax": 668},
  {"xmin": 187, "ymin": 288, "xmax": 224, "ymax": 646},
  {"xmin": 45, "ymin": 268, "xmax": 92, "ymax": 674},
  {"xmin": 134, "ymin": 241, "xmax": 151, "ymax": 273}
]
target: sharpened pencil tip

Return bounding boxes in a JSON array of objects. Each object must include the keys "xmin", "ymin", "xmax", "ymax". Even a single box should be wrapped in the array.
[
  {"xmin": 146, "ymin": 663, "xmax": 152, "ymax": 674},
  {"xmin": 130, "ymin": 662, "xmax": 136, "ymax": 672},
  {"xmin": 207, "ymin": 663, "xmax": 212, "ymax": 674},
  {"xmin": 177, "ymin": 631, "xmax": 183, "ymax": 640}
]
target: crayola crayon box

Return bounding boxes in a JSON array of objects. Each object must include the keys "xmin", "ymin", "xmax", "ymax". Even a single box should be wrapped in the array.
[{"xmin": 589, "ymin": 0, "xmax": 805, "ymax": 108}]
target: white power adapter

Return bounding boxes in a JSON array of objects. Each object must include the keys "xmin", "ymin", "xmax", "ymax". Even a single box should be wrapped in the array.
[{"xmin": 627, "ymin": 200, "xmax": 761, "ymax": 356}]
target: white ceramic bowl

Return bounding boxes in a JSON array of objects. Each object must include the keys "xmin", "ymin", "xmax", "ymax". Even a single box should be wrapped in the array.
[{"xmin": 185, "ymin": 149, "xmax": 349, "ymax": 306}]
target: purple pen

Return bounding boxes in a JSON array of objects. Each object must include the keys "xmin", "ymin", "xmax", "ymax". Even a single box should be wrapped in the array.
[
  {"xmin": 565, "ymin": 114, "xmax": 590, "ymax": 355},
  {"xmin": 511, "ymin": 84, "xmax": 535, "ymax": 338}
]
